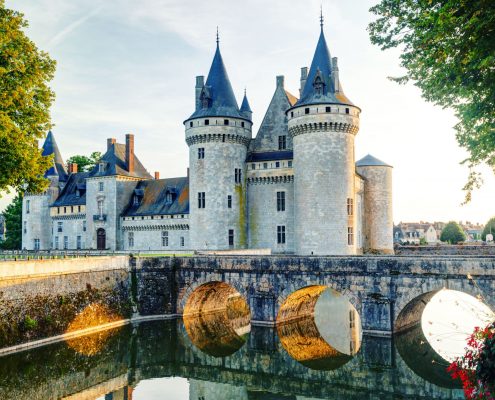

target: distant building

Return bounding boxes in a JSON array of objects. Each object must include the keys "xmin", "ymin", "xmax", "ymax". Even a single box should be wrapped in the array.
[{"xmin": 395, "ymin": 221, "xmax": 484, "ymax": 244}]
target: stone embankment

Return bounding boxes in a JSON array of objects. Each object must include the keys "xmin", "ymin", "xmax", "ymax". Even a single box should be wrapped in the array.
[{"xmin": 395, "ymin": 244, "xmax": 495, "ymax": 256}]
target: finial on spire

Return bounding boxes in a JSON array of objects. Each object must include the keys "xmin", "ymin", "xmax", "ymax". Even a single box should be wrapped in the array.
[
  {"xmin": 244, "ymin": 87, "xmax": 247, "ymax": 96},
  {"xmin": 216, "ymin": 26, "xmax": 219, "ymax": 45},
  {"xmin": 320, "ymin": 5, "xmax": 324, "ymax": 29}
]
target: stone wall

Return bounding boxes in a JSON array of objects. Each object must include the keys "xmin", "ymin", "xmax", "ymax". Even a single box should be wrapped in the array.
[{"xmin": 395, "ymin": 244, "xmax": 495, "ymax": 256}]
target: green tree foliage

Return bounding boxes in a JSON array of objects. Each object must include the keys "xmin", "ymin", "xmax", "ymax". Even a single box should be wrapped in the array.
[
  {"xmin": 0, "ymin": 194, "xmax": 22, "ymax": 249},
  {"xmin": 0, "ymin": 1, "xmax": 56, "ymax": 195},
  {"xmin": 481, "ymin": 217, "xmax": 495, "ymax": 241},
  {"xmin": 440, "ymin": 221, "xmax": 466, "ymax": 244},
  {"xmin": 66, "ymin": 152, "xmax": 102, "ymax": 172},
  {"xmin": 368, "ymin": 1, "xmax": 495, "ymax": 202}
]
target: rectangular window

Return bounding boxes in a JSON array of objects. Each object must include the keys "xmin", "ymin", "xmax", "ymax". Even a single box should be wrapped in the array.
[
  {"xmin": 98, "ymin": 200, "xmax": 104, "ymax": 215},
  {"xmin": 263, "ymin": 162, "xmax": 268, "ymax": 169},
  {"xmin": 290, "ymin": 111, "xmax": 294, "ymax": 118},
  {"xmin": 347, "ymin": 198, "xmax": 354, "ymax": 216},
  {"xmin": 224, "ymin": 119, "xmax": 229, "ymax": 125},
  {"xmin": 241, "ymin": 121, "xmax": 245, "ymax": 128},
  {"xmin": 54, "ymin": 236, "xmax": 59, "ymax": 250},
  {"xmin": 228, "ymin": 229, "xmax": 234, "ymax": 247},
  {"xmin": 63, "ymin": 236, "xmax": 68, "ymax": 250},
  {"xmin": 277, "ymin": 191, "xmax": 286, "ymax": 212},
  {"xmin": 128, "ymin": 231, "xmax": 134, "ymax": 248},
  {"xmin": 288, "ymin": 160, "xmax": 293, "ymax": 167},
  {"xmin": 278, "ymin": 135, "xmax": 287, "ymax": 150},
  {"xmin": 189, "ymin": 121, "xmax": 193, "ymax": 127},
  {"xmin": 198, "ymin": 148, "xmax": 205, "ymax": 159},
  {"xmin": 26, "ymin": 200, "xmax": 30, "ymax": 214},
  {"xmin": 205, "ymin": 119, "xmax": 209, "ymax": 125},
  {"xmin": 57, "ymin": 221, "xmax": 63, "ymax": 233},
  {"xmin": 34, "ymin": 239, "xmax": 40, "ymax": 250},
  {"xmin": 305, "ymin": 107, "xmax": 310, "ymax": 114},
  {"xmin": 251, "ymin": 163, "xmax": 255, "ymax": 170},
  {"xmin": 64, "ymin": 207, "xmax": 67, "ymax": 214},
  {"xmin": 227, "ymin": 195, "xmax": 232, "ymax": 209},
  {"xmin": 277, "ymin": 225, "xmax": 286, "ymax": 244},
  {"xmin": 133, "ymin": 196, "xmax": 139, "ymax": 206},
  {"xmin": 162, "ymin": 231, "xmax": 169, "ymax": 246},
  {"xmin": 348, "ymin": 227, "xmax": 354, "ymax": 245},
  {"xmin": 78, "ymin": 205, "xmax": 81, "ymax": 212},
  {"xmin": 23, "ymin": 221, "xmax": 27, "ymax": 234},
  {"xmin": 326, "ymin": 106, "xmax": 331, "ymax": 113},
  {"xmin": 83, "ymin": 220, "xmax": 86, "ymax": 232},
  {"xmin": 234, "ymin": 168, "xmax": 242, "ymax": 184},
  {"xmin": 275, "ymin": 161, "xmax": 280, "ymax": 168},
  {"xmin": 99, "ymin": 182, "xmax": 104, "ymax": 191},
  {"xmin": 76, "ymin": 236, "xmax": 81, "ymax": 250},
  {"xmin": 99, "ymin": 163, "xmax": 105, "ymax": 173},
  {"xmin": 198, "ymin": 192, "xmax": 205, "ymax": 208},
  {"xmin": 180, "ymin": 236, "xmax": 185, "ymax": 247},
  {"xmin": 346, "ymin": 107, "xmax": 350, "ymax": 114}
]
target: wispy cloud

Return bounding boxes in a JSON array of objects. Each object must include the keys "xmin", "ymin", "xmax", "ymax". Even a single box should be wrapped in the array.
[{"xmin": 47, "ymin": 4, "xmax": 104, "ymax": 49}]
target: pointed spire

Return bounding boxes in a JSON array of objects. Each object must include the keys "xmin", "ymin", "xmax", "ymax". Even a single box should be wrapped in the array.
[
  {"xmin": 42, "ymin": 131, "xmax": 68, "ymax": 180},
  {"xmin": 240, "ymin": 88, "xmax": 252, "ymax": 120}
]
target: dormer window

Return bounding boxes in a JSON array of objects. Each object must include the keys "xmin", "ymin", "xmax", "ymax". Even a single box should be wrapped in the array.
[
  {"xmin": 98, "ymin": 162, "xmax": 105, "ymax": 173},
  {"xmin": 76, "ymin": 189, "xmax": 80, "ymax": 198},
  {"xmin": 133, "ymin": 195, "xmax": 140, "ymax": 206},
  {"xmin": 165, "ymin": 191, "xmax": 173, "ymax": 205},
  {"xmin": 200, "ymin": 86, "xmax": 211, "ymax": 109},
  {"xmin": 313, "ymin": 69, "xmax": 325, "ymax": 96}
]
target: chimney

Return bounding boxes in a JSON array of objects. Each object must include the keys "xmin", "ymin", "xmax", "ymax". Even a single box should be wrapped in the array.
[
  {"xmin": 125, "ymin": 134, "xmax": 135, "ymax": 174},
  {"xmin": 68, "ymin": 163, "xmax": 78, "ymax": 174},
  {"xmin": 332, "ymin": 57, "xmax": 340, "ymax": 92},
  {"xmin": 107, "ymin": 138, "xmax": 116, "ymax": 150},
  {"xmin": 154, "ymin": 171, "xmax": 160, "ymax": 180},
  {"xmin": 195, "ymin": 75, "xmax": 204, "ymax": 111},
  {"xmin": 276, "ymin": 75, "xmax": 285, "ymax": 88},
  {"xmin": 300, "ymin": 67, "xmax": 308, "ymax": 96}
]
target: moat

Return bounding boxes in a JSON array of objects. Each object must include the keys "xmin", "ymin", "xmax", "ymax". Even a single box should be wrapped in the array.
[{"xmin": 0, "ymin": 317, "xmax": 467, "ymax": 400}]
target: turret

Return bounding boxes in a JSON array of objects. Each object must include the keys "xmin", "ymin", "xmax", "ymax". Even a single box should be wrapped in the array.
[
  {"xmin": 356, "ymin": 155, "xmax": 393, "ymax": 254},
  {"xmin": 240, "ymin": 90, "xmax": 253, "ymax": 121},
  {"xmin": 184, "ymin": 33, "xmax": 252, "ymax": 250},
  {"xmin": 287, "ymin": 14, "xmax": 361, "ymax": 255}
]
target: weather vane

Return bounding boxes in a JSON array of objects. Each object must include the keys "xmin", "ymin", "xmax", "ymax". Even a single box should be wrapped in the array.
[
  {"xmin": 320, "ymin": 5, "xmax": 324, "ymax": 28},
  {"xmin": 216, "ymin": 26, "xmax": 219, "ymax": 45}
]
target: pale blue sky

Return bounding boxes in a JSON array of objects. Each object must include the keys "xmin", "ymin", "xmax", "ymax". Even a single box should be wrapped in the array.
[{"xmin": 3, "ymin": 0, "xmax": 494, "ymax": 224}]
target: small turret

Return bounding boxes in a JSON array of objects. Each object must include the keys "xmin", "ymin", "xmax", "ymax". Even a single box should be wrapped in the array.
[{"xmin": 240, "ymin": 89, "xmax": 253, "ymax": 121}]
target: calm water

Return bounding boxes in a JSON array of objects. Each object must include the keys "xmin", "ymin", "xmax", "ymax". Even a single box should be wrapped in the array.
[{"xmin": 0, "ymin": 317, "xmax": 465, "ymax": 400}]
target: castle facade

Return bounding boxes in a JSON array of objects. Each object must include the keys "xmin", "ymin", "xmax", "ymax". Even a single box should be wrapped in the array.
[{"xmin": 22, "ymin": 21, "xmax": 393, "ymax": 255}]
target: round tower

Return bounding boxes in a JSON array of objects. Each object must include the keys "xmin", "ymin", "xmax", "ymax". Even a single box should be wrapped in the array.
[
  {"xmin": 287, "ymin": 18, "xmax": 360, "ymax": 255},
  {"xmin": 184, "ymin": 36, "xmax": 252, "ymax": 251},
  {"xmin": 356, "ymin": 155, "xmax": 393, "ymax": 254}
]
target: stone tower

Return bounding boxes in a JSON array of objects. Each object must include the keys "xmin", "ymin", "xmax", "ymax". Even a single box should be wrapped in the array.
[
  {"xmin": 356, "ymin": 154, "xmax": 393, "ymax": 254},
  {"xmin": 287, "ymin": 18, "xmax": 361, "ymax": 255},
  {"xmin": 184, "ymin": 36, "xmax": 252, "ymax": 250},
  {"xmin": 22, "ymin": 131, "xmax": 68, "ymax": 250}
]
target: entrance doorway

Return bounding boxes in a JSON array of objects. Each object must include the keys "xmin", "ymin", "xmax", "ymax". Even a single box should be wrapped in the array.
[{"xmin": 96, "ymin": 228, "xmax": 106, "ymax": 250}]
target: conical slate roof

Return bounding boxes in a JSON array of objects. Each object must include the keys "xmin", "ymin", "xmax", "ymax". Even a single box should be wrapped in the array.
[
  {"xmin": 356, "ymin": 154, "xmax": 392, "ymax": 167},
  {"xmin": 294, "ymin": 26, "xmax": 354, "ymax": 108},
  {"xmin": 240, "ymin": 91, "xmax": 252, "ymax": 114},
  {"xmin": 42, "ymin": 131, "xmax": 68, "ymax": 181},
  {"xmin": 187, "ymin": 42, "xmax": 245, "ymax": 120}
]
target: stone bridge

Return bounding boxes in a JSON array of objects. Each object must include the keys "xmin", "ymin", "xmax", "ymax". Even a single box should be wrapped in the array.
[{"xmin": 134, "ymin": 255, "xmax": 495, "ymax": 334}]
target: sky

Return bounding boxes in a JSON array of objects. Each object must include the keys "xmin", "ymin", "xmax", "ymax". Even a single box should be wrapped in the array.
[{"xmin": 2, "ymin": 0, "xmax": 494, "ymax": 225}]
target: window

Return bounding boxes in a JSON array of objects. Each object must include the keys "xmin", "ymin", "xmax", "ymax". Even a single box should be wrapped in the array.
[
  {"xmin": 99, "ymin": 163, "xmax": 105, "ymax": 173},
  {"xmin": 224, "ymin": 119, "xmax": 229, "ymax": 125},
  {"xmin": 348, "ymin": 227, "xmax": 354, "ymax": 245},
  {"xmin": 189, "ymin": 121, "xmax": 193, "ymax": 127},
  {"xmin": 76, "ymin": 236, "xmax": 81, "ymax": 250},
  {"xmin": 347, "ymin": 198, "xmax": 354, "ymax": 216},
  {"xmin": 198, "ymin": 192, "xmax": 205, "ymax": 208},
  {"xmin": 278, "ymin": 135, "xmax": 287, "ymax": 150},
  {"xmin": 198, "ymin": 148, "xmax": 205, "ymax": 159},
  {"xmin": 83, "ymin": 220, "xmax": 86, "ymax": 232},
  {"xmin": 227, "ymin": 195, "xmax": 232, "ymax": 209},
  {"xmin": 26, "ymin": 200, "xmax": 30, "ymax": 214},
  {"xmin": 288, "ymin": 160, "xmax": 293, "ymax": 168},
  {"xmin": 305, "ymin": 107, "xmax": 310, "ymax": 114},
  {"xmin": 98, "ymin": 200, "xmax": 104, "ymax": 215},
  {"xmin": 349, "ymin": 310, "xmax": 356, "ymax": 329},
  {"xmin": 99, "ymin": 182, "xmax": 104, "ymax": 191},
  {"xmin": 234, "ymin": 168, "xmax": 242, "ymax": 184},
  {"xmin": 76, "ymin": 189, "xmax": 80, "ymax": 198},
  {"xmin": 57, "ymin": 207, "xmax": 60, "ymax": 214},
  {"xmin": 263, "ymin": 162, "xmax": 268, "ymax": 169},
  {"xmin": 290, "ymin": 111, "xmax": 294, "ymax": 118},
  {"xmin": 64, "ymin": 207, "xmax": 67, "ymax": 214},
  {"xmin": 241, "ymin": 122, "xmax": 245, "ymax": 128},
  {"xmin": 277, "ymin": 225, "xmax": 286, "ymax": 244},
  {"xmin": 23, "ymin": 221, "xmax": 27, "ymax": 234},
  {"xmin": 133, "ymin": 195, "xmax": 140, "ymax": 206},
  {"xmin": 180, "ymin": 236, "xmax": 185, "ymax": 247},
  {"xmin": 275, "ymin": 161, "xmax": 280, "ymax": 168},
  {"xmin": 128, "ymin": 232, "xmax": 134, "ymax": 248},
  {"xmin": 57, "ymin": 221, "xmax": 63, "ymax": 233},
  {"xmin": 326, "ymin": 106, "xmax": 331, "ymax": 112},
  {"xmin": 165, "ymin": 191, "xmax": 173, "ymax": 204},
  {"xmin": 34, "ymin": 239, "xmax": 40, "ymax": 251},
  {"xmin": 204, "ymin": 119, "xmax": 209, "ymax": 125},
  {"xmin": 54, "ymin": 236, "xmax": 59, "ymax": 249},
  {"xmin": 63, "ymin": 236, "xmax": 68, "ymax": 250},
  {"xmin": 228, "ymin": 229, "xmax": 234, "ymax": 247},
  {"xmin": 78, "ymin": 205, "xmax": 81, "ymax": 213},
  {"xmin": 251, "ymin": 163, "xmax": 255, "ymax": 170},
  {"xmin": 162, "ymin": 231, "xmax": 169, "ymax": 246},
  {"xmin": 71, "ymin": 206, "xmax": 74, "ymax": 213},
  {"xmin": 346, "ymin": 107, "xmax": 350, "ymax": 114},
  {"xmin": 277, "ymin": 191, "xmax": 286, "ymax": 212}
]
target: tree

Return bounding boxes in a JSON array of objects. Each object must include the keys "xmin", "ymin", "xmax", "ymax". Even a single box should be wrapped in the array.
[
  {"xmin": 368, "ymin": 1, "xmax": 495, "ymax": 202},
  {"xmin": 0, "ymin": 194, "xmax": 22, "ymax": 249},
  {"xmin": 481, "ymin": 217, "xmax": 495, "ymax": 241},
  {"xmin": 66, "ymin": 152, "xmax": 102, "ymax": 172},
  {"xmin": 0, "ymin": 1, "xmax": 56, "ymax": 196},
  {"xmin": 440, "ymin": 221, "xmax": 466, "ymax": 244}
]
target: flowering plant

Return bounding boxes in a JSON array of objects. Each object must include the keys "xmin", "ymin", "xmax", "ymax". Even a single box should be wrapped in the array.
[{"xmin": 448, "ymin": 322, "xmax": 495, "ymax": 399}]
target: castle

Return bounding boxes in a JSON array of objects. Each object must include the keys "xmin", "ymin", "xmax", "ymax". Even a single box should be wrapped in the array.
[{"xmin": 22, "ymin": 19, "xmax": 393, "ymax": 255}]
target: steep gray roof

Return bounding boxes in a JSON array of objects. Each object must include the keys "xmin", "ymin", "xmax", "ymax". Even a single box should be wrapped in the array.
[
  {"xmin": 88, "ymin": 143, "xmax": 152, "ymax": 179},
  {"xmin": 124, "ymin": 177, "xmax": 189, "ymax": 216},
  {"xmin": 294, "ymin": 26, "xmax": 354, "ymax": 108},
  {"xmin": 356, "ymin": 154, "xmax": 392, "ymax": 168},
  {"xmin": 187, "ymin": 43, "xmax": 245, "ymax": 121},
  {"xmin": 250, "ymin": 77, "xmax": 297, "ymax": 154},
  {"xmin": 42, "ymin": 131, "xmax": 68, "ymax": 181},
  {"xmin": 52, "ymin": 172, "xmax": 89, "ymax": 207}
]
